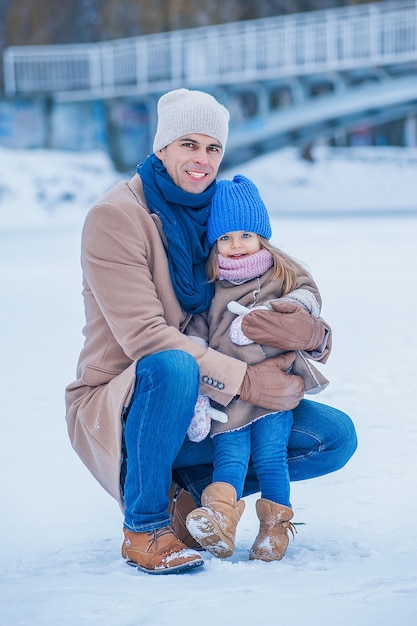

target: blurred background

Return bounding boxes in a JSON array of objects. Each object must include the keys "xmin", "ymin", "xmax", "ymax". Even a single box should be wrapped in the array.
[
  {"xmin": 1, "ymin": 5, "xmax": 417, "ymax": 622},
  {"xmin": 0, "ymin": 0, "xmax": 416, "ymax": 171}
]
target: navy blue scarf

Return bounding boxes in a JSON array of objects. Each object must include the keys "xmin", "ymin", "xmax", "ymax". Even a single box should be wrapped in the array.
[{"xmin": 138, "ymin": 154, "xmax": 215, "ymax": 314}]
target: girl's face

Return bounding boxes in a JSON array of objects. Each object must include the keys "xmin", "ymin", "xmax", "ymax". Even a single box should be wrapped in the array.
[{"xmin": 217, "ymin": 231, "xmax": 262, "ymax": 258}]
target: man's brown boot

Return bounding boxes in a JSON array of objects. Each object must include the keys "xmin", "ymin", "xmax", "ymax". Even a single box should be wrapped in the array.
[
  {"xmin": 249, "ymin": 499, "xmax": 296, "ymax": 562},
  {"xmin": 168, "ymin": 482, "xmax": 202, "ymax": 550},
  {"xmin": 121, "ymin": 526, "xmax": 204, "ymax": 574},
  {"xmin": 185, "ymin": 482, "xmax": 245, "ymax": 558}
]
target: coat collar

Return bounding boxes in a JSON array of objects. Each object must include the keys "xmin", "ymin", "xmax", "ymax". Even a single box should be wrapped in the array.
[{"xmin": 128, "ymin": 173, "xmax": 168, "ymax": 248}]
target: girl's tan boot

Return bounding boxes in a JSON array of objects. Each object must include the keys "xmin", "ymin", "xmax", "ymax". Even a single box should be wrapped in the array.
[
  {"xmin": 185, "ymin": 481, "xmax": 245, "ymax": 558},
  {"xmin": 249, "ymin": 498, "xmax": 295, "ymax": 562}
]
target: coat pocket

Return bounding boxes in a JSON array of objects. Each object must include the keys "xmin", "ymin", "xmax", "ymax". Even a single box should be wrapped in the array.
[{"xmin": 82, "ymin": 364, "xmax": 122, "ymax": 386}]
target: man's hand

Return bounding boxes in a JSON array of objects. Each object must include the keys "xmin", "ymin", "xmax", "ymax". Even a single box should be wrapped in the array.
[{"xmin": 239, "ymin": 352, "xmax": 304, "ymax": 411}]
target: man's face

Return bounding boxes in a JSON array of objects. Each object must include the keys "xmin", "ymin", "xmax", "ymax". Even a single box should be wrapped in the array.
[{"xmin": 155, "ymin": 134, "xmax": 223, "ymax": 194}]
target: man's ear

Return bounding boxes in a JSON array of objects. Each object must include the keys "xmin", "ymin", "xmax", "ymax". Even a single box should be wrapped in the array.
[{"xmin": 154, "ymin": 149, "xmax": 164, "ymax": 161}]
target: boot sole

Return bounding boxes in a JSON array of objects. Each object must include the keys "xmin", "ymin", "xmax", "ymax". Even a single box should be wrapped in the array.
[
  {"xmin": 125, "ymin": 557, "xmax": 204, "ymax": 575},
  {"xmin": 186, "ymin": 512, "xmax": 234, "ymax": 558}
]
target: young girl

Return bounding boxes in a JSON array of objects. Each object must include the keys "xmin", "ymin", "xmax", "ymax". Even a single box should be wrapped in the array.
[{"xmin": 184, "ymin": 174, "xmax": 332, "ymax": 562}]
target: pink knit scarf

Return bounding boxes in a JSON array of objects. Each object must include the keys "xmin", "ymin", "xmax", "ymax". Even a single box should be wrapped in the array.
[{"xmin": 218, "ymin": 249, "xmax": 274, "ymax": 282}]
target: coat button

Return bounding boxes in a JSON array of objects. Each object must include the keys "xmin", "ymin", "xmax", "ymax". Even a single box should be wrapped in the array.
[{"xmin": 201, "ymin": 376, "xmax": 224, "ymax": 390}]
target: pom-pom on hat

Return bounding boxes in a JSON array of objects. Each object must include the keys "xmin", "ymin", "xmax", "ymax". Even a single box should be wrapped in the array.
[
  {"xmin": 153, "ymin": 88, "xmax": 230, "ymax": 153},
  {"xmin": 207, "ymin": 174, "xmax": 272, "ymax": 246}
]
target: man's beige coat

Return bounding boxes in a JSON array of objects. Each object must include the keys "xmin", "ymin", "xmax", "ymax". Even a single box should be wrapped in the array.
[{"xmin": 65, "ymin": 175, "xmax": 247, "ymax": 506}]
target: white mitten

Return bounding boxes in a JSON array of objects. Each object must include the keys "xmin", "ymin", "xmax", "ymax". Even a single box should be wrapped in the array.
[
  {"xmin": 227, "ymin": 301, "xmax": 251, "ymax": 316},
  {"xmin": 280, "ymin": 288, "xmax": 321, "ymax": 318},
  {"xmin": 187, "ymin": 395, "xmax": 228, "ymax": 442},
  {"xmin": 227, "ymin": 300, "xmax": 271, "ymax": 346},
  {"xmin": 229, "ymin": 315, "xmax": 254, "ymax": 345}
]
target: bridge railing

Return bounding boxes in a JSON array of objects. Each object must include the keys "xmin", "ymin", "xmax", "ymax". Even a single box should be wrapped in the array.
[{"xmin": 3, "ymin": 0, "xmax": 417, "ymax": 99}]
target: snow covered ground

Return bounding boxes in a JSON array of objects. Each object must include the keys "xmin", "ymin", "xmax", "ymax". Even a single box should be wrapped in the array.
[{"xmin": 1, "ymin": 144, "xmax": 416, "ymax": 625}]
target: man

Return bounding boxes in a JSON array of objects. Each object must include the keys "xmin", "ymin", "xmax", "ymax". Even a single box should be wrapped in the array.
[{"xmin": 65, "ymin": 88, "xmax": 357, "ymax": 575}]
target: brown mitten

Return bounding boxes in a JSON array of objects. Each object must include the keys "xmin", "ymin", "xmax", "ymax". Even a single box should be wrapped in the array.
[
  {"xmin": 239, "ymin": 352, "xmax": 304, "ymax": 411},
  {"xmin": 242, "ymin": 300, "xmax": 328, "ymax": 353}
]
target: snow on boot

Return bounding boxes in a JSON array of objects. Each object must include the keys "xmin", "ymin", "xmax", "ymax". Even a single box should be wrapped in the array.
[
  {"xmin": 249, "ymin": 499, "xmax": 296, "ymax": 562},
  {"xmin": 185, "ymin": 481, "xmax": 245, "ymax": 558}
]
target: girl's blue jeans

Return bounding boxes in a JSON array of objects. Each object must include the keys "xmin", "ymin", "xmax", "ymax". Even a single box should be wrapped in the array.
[
  {"xmin": 122, "ymin": 351, "xmax": 357, "ymax": 532},
  {"xmin": 212, "ymin": 411, "xmax": 293, "ymax": 506}
]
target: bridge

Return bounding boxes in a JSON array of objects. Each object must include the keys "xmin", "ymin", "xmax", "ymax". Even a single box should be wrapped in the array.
[{"xmin": 2, "ymin": 0, "xmax": 417, "ymax": 168}]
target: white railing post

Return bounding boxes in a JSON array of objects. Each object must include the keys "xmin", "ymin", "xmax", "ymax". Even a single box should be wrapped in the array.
[
  {"xmin": 283, "ymin": 14, "xmax": 295, "ymax": 71},
  {"xmin": 169, "ymin": 31, "xmax": 183, "ymax": 84},
  {"xmin": 244, "ymin": 22, "xmax": 257, "ymax": 78},
  {"xmin": 369, "ymin": 3, "xmax": 380, "ymax": 62},
  {"xmin": 413, "ymin": 0, "xmax": 417, "ymax": 58},
  {"xmin": 325, "ymin": 11, "xmax": 337, "ymax": 67},
  {"xmin": 89, "ymin": 46, "xmax": 103, "ymax": 95},
  {"xmin": 206, "ymin": 29, "xmax": 220, "ymax": 82},
  {"xmin": 100, "ymin": 43, "xmax": 113, "ymax": 92},
  {"xmin": 3, "ymin": 48, "xmax": 16, "ymax": 96},
  {"xmin": 135, "ymin": 38, "xmax": 148, "ymax": 93}
]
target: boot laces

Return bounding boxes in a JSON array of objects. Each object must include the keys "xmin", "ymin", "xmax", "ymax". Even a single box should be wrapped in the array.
[
  {"xmin": 283, "ymin": 520, "xmax": 297, "ymax": 539},
  {"xmin": 154, "ymin": 526, "xmax": 175, "ymax": 538},
  {"xmin": 147, "ymin": 525, "xmax": 181, "ymax": 555},
  {"xmin": 149, "ymin": 525, "xmax": 176, "ymax": 542}
]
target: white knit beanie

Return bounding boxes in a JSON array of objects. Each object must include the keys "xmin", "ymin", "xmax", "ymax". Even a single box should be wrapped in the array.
[{"xmin": 152, "ymin": 88, "xmax": 230, "ymax": 153}]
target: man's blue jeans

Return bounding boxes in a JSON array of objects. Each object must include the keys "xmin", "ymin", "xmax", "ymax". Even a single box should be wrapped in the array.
[{"xmin": 122, "ymin": 351, "xmax": 357, "ymax": 532}]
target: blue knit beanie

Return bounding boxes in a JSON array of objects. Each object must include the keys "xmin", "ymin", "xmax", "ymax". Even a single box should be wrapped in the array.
[{"xmin": 207, "ymin": 174, "xmax": 272, "ymax": 246}]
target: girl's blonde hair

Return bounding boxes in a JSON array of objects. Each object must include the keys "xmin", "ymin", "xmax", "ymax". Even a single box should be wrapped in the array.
[{"xmin": 206, "ymin": 236, "xmax": 308, "ymax": 296}]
